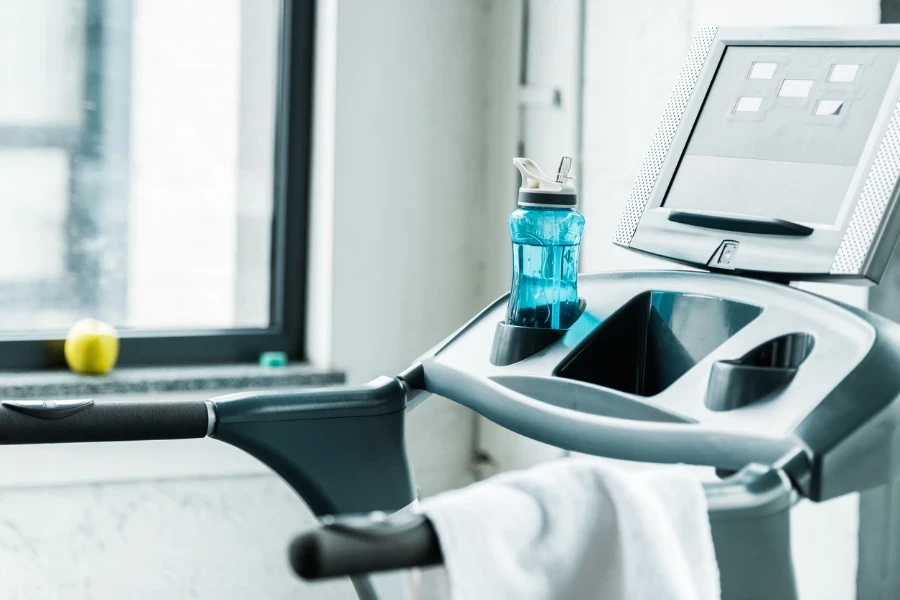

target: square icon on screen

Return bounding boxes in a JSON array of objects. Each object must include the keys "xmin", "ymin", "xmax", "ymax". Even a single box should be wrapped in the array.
[
  {"xmin": 828, "ymin": 64, "xmax": 859, "ymax": 83},
  {"xmin": 779, "ymin": 79, "xmax": 814, "ymax": 98},
  {"xmin": 749, "ymin": 62, "xmax": 778, "ymax": 79},
  {"xmin": 735, "ymin": 96, "xmax": 763, "ymax": 113},
  {"xmin": 815, "ymin": 100, "xmax": 844, "ymax": 116}
]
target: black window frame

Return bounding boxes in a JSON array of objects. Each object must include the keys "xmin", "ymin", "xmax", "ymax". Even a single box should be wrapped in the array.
[{"xmin": 0, "ymin": 0, "xmax": 315, "ymax": 370}]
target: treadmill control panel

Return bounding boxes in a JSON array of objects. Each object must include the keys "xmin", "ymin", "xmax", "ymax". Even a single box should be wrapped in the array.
[{"xmin": 617, "ymin": 26, "xmax": 900, "ymax": 283}]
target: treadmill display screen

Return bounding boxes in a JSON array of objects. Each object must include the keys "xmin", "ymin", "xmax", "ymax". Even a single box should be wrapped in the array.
[{"xmin": 663, "ymin": 46, "xmax": 900, "ymax": 226}]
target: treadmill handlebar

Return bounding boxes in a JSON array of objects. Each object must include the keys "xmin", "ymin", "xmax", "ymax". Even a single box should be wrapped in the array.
[
  {"xmin": 0, "ymin": 396, "xmax": 210, "ymax": 444},
  {"xmin": 0, "ymin": 372, "xmax": 415, "ymax": 447},
  {"xmin": 290, "ymin": 511, "xmax": 442, "ymax": 580},
  {"xmin": 290, "ymin": 463, "xmax": 797, "ymax": 581}
]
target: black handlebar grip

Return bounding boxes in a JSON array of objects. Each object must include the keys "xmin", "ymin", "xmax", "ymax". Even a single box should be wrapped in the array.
[
  {"xmin": 289, "ymin": 514, "xmax": 443, "ymax": 580},
  {"xmin": 0, "ymin": 397, "xmax": 210, "ymax": 444}
]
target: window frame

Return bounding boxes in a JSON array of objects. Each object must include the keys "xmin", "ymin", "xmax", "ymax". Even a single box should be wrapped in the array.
[{"xmin": 0, "ymin": 0, "xmax": 315, "ymax": 369}]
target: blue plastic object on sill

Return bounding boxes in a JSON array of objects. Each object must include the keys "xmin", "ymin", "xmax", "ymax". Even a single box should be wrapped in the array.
[{"xmin": 259, "ymin": 351, "xmax": 288, "ymax": 368}]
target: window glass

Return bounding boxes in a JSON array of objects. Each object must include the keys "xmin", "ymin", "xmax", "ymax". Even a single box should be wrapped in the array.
[{"xmin": 0, "ymin": 0, "xmax": 280, "ymax": 332}]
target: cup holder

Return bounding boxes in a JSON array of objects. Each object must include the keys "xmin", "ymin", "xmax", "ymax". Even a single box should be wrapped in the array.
[
  {"xmin": 555, "ymin": 291, "xmax": 761, "ymax": 396},
  {"xmin": 704, "ymin": 333, "xmax": 814, "ymax": 412},
  {"xmin": 489, "ymin": 299, "xmax": 587, "ymax": 366}
]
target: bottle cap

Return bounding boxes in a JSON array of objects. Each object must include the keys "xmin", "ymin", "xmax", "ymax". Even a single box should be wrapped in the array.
[{"xmin": 513, "ymin": 156, "xmax": 577, "ymax": 207}]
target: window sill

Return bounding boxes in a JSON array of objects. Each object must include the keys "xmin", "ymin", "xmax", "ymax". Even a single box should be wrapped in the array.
[{"xmin": 0, "ymin": 363, "xmax": 344, "ymax": 399}]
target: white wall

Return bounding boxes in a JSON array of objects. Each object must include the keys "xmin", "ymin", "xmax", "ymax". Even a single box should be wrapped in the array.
[{"xmin": 308, "ymin": 0, "xmax": 511, "ymax": 383}]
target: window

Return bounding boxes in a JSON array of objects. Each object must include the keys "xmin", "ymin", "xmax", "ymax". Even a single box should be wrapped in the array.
[{"xmin": 0, "ymin": 0, "xmax": 313, "ymax": 368}]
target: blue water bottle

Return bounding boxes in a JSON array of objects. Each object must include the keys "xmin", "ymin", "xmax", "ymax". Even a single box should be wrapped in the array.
[{"xmin": 507, "ymin": 157, "xmax": 585, "ymax": 330}]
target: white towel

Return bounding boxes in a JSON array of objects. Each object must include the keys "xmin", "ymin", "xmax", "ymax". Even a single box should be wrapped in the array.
[{"xmin": 414, "ymin": 457, "xmax": 720, "ymax": 600}]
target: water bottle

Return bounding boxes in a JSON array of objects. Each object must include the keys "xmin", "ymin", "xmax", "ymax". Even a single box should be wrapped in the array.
[{"xmin": 507, "ymin": 157, "xmax": 585, "ymax": 330}]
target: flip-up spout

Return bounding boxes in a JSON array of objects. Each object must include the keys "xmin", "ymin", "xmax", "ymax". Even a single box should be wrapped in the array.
[{"xmin": 513, "ymin": 157, "xmax": 576, "ymax": 194}]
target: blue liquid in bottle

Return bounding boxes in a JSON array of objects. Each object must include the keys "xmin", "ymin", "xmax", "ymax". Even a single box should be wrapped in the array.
[{"xmin": 507, "ymin": 158, "xmax": 585, "ymax": 330}]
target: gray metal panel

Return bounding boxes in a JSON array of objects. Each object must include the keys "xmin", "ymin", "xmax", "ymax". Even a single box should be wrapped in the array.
[{"xmin": 613, "ymin": 26, "xmax": 718, "ymax": 246}]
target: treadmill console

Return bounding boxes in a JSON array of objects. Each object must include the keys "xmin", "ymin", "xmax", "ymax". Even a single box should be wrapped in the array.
[{"xmin": 615, "ymin": 26, "xmax": 900, "ymax": 283}]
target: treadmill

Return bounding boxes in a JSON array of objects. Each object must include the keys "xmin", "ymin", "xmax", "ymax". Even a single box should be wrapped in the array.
[{"xmin": 4, "ymin": 25, "xmax": 900, "ymax": 600}]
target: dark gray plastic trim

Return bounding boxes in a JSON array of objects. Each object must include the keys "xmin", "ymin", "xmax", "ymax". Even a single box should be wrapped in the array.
[
  {"xmin": 668, "ymin": 210, "xmax": 814, "ymax": 237},
  {"xmin": 706, "ymin": 363, "xmax": 797, "ymax": 411},
  {"xmin": 211, "ymin": 377, "xmax": 416, "ymax": 516},
  {"xmin": 213, "ymin": 376, "xmax": 406, "ymax": 423},
  {"xmin": 489, "ymin": 299, "xmax": 586, "ymax": 366},
  {"xmin": 517, "ymin": 191, "xmax": 577, "ymax": 206}
]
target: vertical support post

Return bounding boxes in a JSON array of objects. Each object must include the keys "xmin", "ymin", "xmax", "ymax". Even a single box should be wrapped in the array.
[
  {"xmin": 857, "ymin": 482, "xmax": 900, "ymax": 599},
  {"xmin": 712, "ymin": 508, "xmax": 798, "ymax": 600},
  {"xmin": 706, "ymin": 466, "xmax": 799, "ymax": 600}
]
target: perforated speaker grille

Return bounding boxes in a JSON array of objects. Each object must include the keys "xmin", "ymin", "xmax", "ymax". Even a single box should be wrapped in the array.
[
  {"xmin": 613, "ymin": 26, "xmax": 718, "ymax": 247},
  {"xmin": 831, "ymin": 100, "xmax": 900, "ymax": 275}
]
